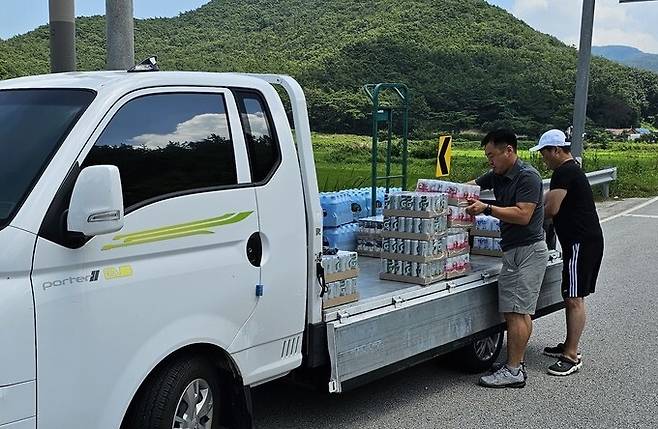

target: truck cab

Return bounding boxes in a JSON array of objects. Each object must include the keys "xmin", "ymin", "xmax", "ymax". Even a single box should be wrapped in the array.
[{"xmin": 0, "ymin": 71, "xmax": 315, "ymax": 429}]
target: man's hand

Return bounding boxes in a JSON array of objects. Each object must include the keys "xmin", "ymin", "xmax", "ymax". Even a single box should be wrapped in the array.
[{"xmin": 466, "ymin": 199, "xmax": 487, "ymax": 216}]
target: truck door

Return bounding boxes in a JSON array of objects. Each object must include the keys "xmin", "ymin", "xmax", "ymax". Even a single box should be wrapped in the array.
[
  {"xmin": 227, "ymin": 89, "xmax": 307, "ymax": 358},
  {"xmin": 30, "ymin": 88, "xmax": 260, "ymax": 427}
]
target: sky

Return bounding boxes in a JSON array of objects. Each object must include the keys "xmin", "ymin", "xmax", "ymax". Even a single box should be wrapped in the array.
[
  {"xmin": 486, "ymin": 0, "xmax": 658, "ymax": 54},
  {"xmin": 1, "ymin": 0, "xmax": 657, "ymax": 54},
  {"xmin": 0, "ymin": 0, "xmax": 211, "ymax": 40}
]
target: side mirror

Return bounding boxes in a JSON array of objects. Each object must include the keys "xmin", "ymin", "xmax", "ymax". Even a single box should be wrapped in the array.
[{"xmin": 67, "ymin": 165, "xmax": 124, "ymax": 236}]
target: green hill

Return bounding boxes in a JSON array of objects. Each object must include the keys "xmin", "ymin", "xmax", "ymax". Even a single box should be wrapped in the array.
[{"xmin": 1, "ymin": 0, "xmax": 657, "ymax": 137}]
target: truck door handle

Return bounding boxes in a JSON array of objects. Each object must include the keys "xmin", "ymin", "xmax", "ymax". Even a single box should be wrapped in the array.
[{"xmin": 246, "ymin": 232, "xmax": 262, "ymax": 267}]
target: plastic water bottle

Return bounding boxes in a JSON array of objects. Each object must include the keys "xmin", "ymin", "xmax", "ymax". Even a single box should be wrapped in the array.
[
  {"xmin": 375, "ymin": 187, "xmax": 385, "ymax": 215},
  {"xmin": 340, "ymin": 191, "xmax": 351, "ymax": 225},
  {"xmin": 324, "ymin": 192, "xmax": 343, "ymax": 227},
  {"xmin": 348, "ymin": 189, "xmax": 362, "ymax": 222},
  {"xmin": 323, "ymin": 227, "xmax": 340, "ymax": 248}
]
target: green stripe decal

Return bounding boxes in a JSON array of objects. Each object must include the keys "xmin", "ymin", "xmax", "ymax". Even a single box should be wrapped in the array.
[
  {"xmin": 113, "ymin": 213, "xmax": 237, "ymax": 240},
  {"xmin": 102, "ymin": 211, "xmax": 254, "ymax": 251}
]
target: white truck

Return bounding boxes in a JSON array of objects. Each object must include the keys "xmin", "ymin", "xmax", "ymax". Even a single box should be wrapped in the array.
[{"xmin": 0, "ymin": 67, "xmax": 564, "ymax": 429}]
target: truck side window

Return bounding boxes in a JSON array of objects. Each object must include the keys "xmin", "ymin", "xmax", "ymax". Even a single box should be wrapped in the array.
[
  {"xmin": 235, "ymin": 91, "xmax": 280, "ymax": 183},
  {"xmin": 83, "ymin": 93, "xmax": 237, "ymax": 211}
]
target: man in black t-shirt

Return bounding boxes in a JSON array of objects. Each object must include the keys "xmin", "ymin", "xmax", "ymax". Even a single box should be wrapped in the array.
[{"xmin": 531, "ymin": 129, "xmax": 604, "ymax": 377}]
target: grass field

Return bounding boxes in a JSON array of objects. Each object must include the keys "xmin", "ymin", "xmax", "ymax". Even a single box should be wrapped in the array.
[{"xmin": 312, "ymin": 133, "xmax": 658, "ymax": 197}]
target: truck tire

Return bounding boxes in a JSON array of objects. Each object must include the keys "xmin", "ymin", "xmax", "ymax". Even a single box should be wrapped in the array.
[
  {"xmin": 123, "ymin": 356, "xmax": 222, "ymax": 429},
  {"xmin": 454, "ymin": 331, "xmax": 504, "ymax": 373}
]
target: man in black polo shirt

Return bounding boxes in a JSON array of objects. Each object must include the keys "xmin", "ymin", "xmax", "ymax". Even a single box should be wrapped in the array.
[
  {"xmin": 531, "ymin": 129, "xmax": 604, "ymax": 376},
  {"xmin": 467, "ymin": 129, "xmax": 549, "ymax": 388}
]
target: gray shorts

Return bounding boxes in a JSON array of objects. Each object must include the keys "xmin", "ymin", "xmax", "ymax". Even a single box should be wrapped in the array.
[{"xmin": 498, "ymin": 241, "xmax": 549, "ymax": 315}]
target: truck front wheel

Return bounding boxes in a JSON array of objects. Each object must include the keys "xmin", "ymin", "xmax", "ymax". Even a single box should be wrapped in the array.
[
  {"xmin": 454, "ymin": 331, "xmax": 504, "ymax": 373},
  {"xmin": 123, "ymin": 356, "xmax": 222, "ymax": 429}
]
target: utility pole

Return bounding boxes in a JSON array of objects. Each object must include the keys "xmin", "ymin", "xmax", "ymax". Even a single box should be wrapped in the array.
[
  {"xmin": 572, "ymin": 0, "xmax": 657, "ymax": 161},
  {"xmin": 571, "ymin": 0, "xmax": 595, "ymax": 162},
  {"xmin": 49, "ymin": 0, "xmax": 76, "ymax": 72},
  {"xmin": 106, "ymin": 0, "xmax": 135, "ymax": 70}
]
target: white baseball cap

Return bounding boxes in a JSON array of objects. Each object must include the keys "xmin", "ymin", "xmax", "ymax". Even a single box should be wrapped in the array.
[{"xmin": 530, "ymin": 129, "xmax": 571, "ymax": 152}]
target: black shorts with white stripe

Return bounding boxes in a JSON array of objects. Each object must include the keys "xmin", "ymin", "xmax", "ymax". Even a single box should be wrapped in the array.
[{"xmin": 561, "ymin": 237, "xmax": 604, "ymax": 299}]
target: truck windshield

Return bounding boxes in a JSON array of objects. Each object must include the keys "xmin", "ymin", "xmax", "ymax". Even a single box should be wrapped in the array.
[{"xmin": 0, "ymin": 89, "xmax": 95, "ymax": 228}]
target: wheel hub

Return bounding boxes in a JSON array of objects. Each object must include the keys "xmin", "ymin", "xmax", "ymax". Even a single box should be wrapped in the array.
[{"xmin": 172, "ymin": 378, "xmax": 214, "ymax": 429}]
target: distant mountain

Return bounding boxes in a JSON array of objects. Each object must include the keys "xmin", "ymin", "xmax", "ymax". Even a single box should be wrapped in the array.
[{"xmin": 593, "ymin": 45, "xmax": 658, "ymax": 74}]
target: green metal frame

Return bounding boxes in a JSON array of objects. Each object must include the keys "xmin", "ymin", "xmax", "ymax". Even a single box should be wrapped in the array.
[{"xmin": 363, "ymin": 83, "xmax": 410, "ymax": 215}]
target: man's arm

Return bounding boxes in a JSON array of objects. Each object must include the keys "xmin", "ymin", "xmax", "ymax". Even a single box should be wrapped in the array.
[
  {"xmin": 544, "ymin": 189, "xmax": 567, "ymax": 219},
  {"xmin": 466, "ymin": 171, "xmax": 541, "ymax": 226},
  {"xmin": 466, "ymin": 200, "xmax": 537, "ymax": 226}
]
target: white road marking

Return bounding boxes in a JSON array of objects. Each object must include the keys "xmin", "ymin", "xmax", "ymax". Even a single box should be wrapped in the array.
[
  {"xmin": 622, "ymin": 214, "xmax": 658, "ymax": 220},
  {"xmin": 600, "ymin": 196, "xmax": 658, "ymax": 224}
]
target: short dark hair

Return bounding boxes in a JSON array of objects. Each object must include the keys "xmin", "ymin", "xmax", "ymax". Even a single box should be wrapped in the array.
[{"xmin": 481, "ymin": 129, "xmax": 518, "ymax": 152}]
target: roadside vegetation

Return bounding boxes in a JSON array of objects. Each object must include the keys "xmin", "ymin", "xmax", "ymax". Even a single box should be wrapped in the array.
[{"xmin": 313, "ymin": 133, "xmax": 658, "ymax": 198}]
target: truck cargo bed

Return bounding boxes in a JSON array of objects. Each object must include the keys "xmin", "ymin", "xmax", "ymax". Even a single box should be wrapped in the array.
[
  {"xmin": 324, "ymin": 254, "xmax": 505, "ymax": 323},
  {"xmin": 357, "ymin": 254, "xmax": 503, "ymax": 300},
  {"xmin": 324, "ymin": 252, "xmax": 564, "ymax": 393}
]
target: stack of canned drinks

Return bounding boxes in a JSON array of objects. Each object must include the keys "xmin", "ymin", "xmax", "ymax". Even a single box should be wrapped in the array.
[
  {"xmin": 383, "ymin": 214, "xmax": 448, "ymax": 236},
  {"xmin": 382, "ymin": 235, "xmax": 447, "ymax": 257},
  {"xmin": 323, "ymin": 278, "xmax": 358, "ymax": 307},
  {"xmin": 381, "ymin": 258, "xmax": 446, "ymax": 279},
  {"xmin": 412, "ymin": 180, "xmax": 477, "ymax": 280},
  {"xmin": 416, "ymin": 179, "xmax": 480, "ymax": 204},
  {"xmin": 416, "ymin": 179, "xmax": 478, "ymax": 228},
  {"xmin": 448, "ymin": 205, "xmax": 476, "ymax": 228},
  {"xmin": 473, "ymin": 237, "xmax": 503, "ymax": 254},
  {"xmin": 445, "ymin": 254, "xmax": 471, "ymax": 278},
  {"xmin": 471, "ymin": 215, "xmax": 503, "ymax": 256},
  {"xmin": 321, "ymin": 251, "xmax": 359, "ymax": 273},
  {"xmin": 321, "ymin": 251, "xmax": 360, "ymax": 308},
  {"xmin": 474, "ymin": 215, "xmax": 501, "ymax": 233},
  {"xmin": 378, "ymin": 191, "xmax": 452, "ymax": 284},
  {"xmin": 447, "ymin": 229, "xmax": 469, "ymax": 256},
  {"xmin": 445, "ymin": 229, "xmax": 472, "ymax": 278},
  {"xmin": 358, "ymin": 216, "xmax": 384, "ymax": 234},
  {"xmin": 357, "ymin": 216, "xmax": 384, "ymax": 256},
  {"xmin": 383, "ymin": 191, "xmax": 448, "ymax": 214}
]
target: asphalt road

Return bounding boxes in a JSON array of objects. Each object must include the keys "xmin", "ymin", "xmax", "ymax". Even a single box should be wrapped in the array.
[{"xmin": 252, "ymin": 197, "xmax": 658, "ymax": 429}]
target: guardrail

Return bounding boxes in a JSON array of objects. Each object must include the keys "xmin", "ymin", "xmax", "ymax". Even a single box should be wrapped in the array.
[
  {"xmin": 584, "ymin": 167, "xmax": 617, "ymax": 198},
  {"xmin": 480, "ymin": 167, "xmax": 617, "ymax": 200}
]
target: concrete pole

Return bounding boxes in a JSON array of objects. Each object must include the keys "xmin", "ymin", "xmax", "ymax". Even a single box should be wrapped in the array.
[
  {"xmin": 49, "ymin": 0, "xmax": 76, "ymax": 72},
  {"xmin": 571, "ymin": 0, "xmax": 596, "ymax": 163},
  {"xmin": 106, "ymin": 0, "xmax": 135, "ymax": 70}
]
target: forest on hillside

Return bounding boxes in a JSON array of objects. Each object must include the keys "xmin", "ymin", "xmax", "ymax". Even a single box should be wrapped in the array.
[{"xmin": 1, "ymin": 0, "xmax": 657, "ymax": 137}]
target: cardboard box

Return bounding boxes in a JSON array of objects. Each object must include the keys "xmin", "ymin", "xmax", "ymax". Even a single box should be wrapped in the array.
[
  {"xmin": 323, "ymin": 293, "xmax": 360, "ymax": 309},
  {"xmin": 471, "ymin": 229, "xmax": 501, "ymax": 238},
  {"xmin": 324, "ymin": 268, "xmax": 359, "ymax": 283}
]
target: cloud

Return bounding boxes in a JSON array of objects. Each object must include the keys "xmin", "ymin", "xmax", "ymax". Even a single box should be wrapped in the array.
[
  {"xmin": 243, "ymin": 112, "xmax": 270, "ymax": 139},
  {"xmin": 489, "ymin": 0, "xmax": 658, "ymax": 53},
  {"xmin": 131, "ymin": 113, "xmax": 230, "ymax": 149}
]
